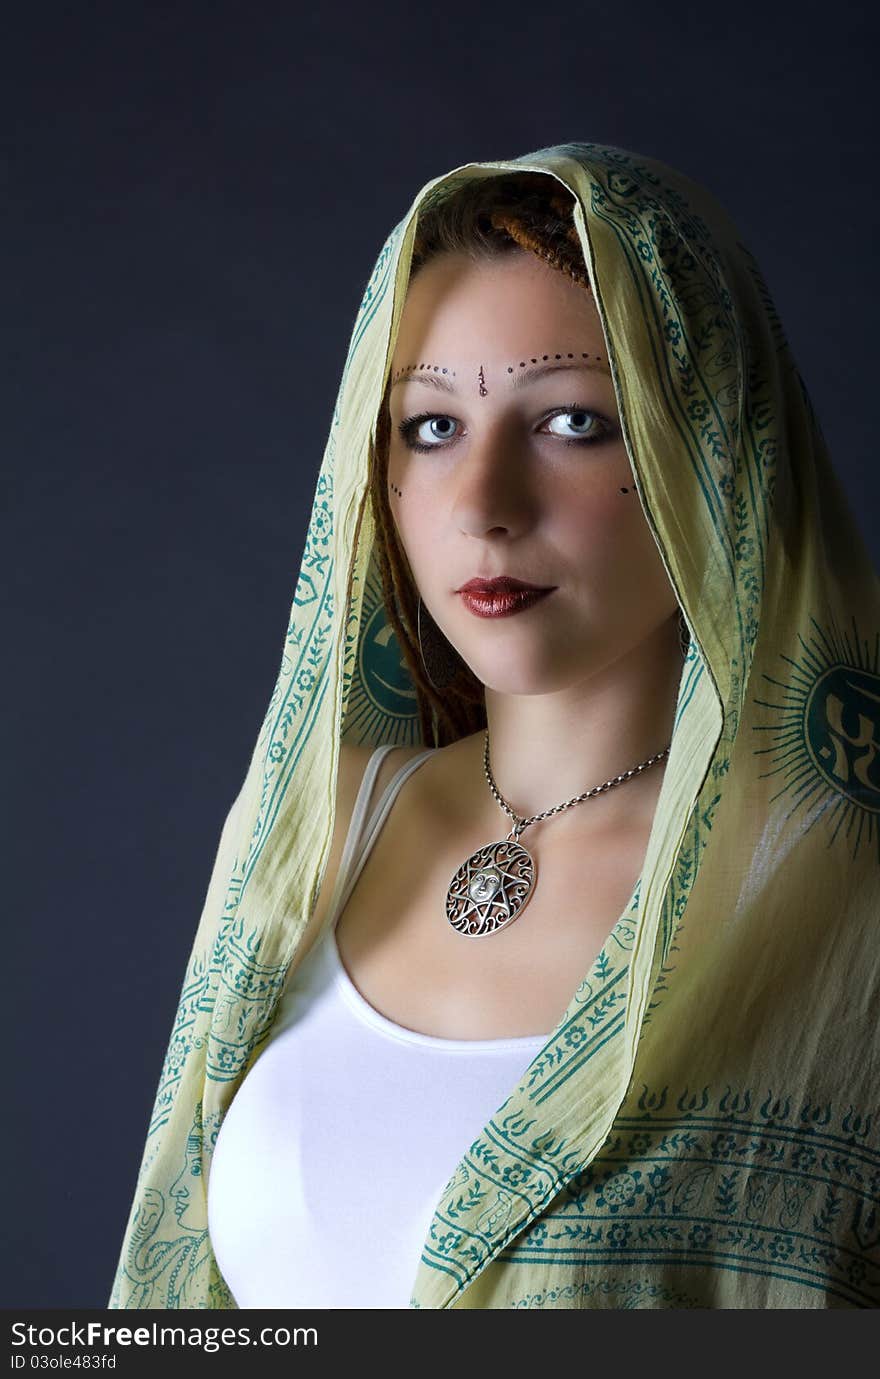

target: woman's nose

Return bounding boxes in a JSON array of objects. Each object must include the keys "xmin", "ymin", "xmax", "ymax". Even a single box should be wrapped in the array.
[{"xmin": 450, "ymin": 424, "xmax": 538, "ymax": 538}]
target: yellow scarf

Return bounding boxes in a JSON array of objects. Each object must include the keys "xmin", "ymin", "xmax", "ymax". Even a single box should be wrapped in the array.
[{"xmin": 108, "ymin": 141, "xmax": 880, "ymax": 1309}]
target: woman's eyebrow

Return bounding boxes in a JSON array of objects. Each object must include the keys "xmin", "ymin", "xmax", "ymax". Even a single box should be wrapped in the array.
[
  {"xmin": 390, "ymin": 358, "xmax": 611, "ymax": 395},
  {"xmin": 511, "ymin": 359, "xmax": 612, "ymax": 389}
]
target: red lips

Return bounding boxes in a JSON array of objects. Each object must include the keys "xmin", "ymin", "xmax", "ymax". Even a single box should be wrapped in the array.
[
  {"xmin": 458, "ymin": 586, "xmax": 555, "ymax": 619},
  {"xmin": 457, "ymin": 576, "xmax": 553, "ymax": 594}
]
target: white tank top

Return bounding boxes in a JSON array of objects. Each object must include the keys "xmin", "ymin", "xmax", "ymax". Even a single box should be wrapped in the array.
[{"xmin": 207, "ymin": 744, "xmax": 551, "ymax": 1309}]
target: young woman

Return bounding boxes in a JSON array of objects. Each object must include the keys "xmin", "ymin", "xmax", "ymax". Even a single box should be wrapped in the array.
[{"xmin": 109, "ymin": 143, "xmax": 879, "ymax": 1310}]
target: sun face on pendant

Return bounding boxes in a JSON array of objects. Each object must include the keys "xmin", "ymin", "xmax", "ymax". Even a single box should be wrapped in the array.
[
  {"xmin": 469, "ymin": 869, "xmax": 502, "ymax": 903},
  {"xmin": 447, "ymin": 841, "xmax": 537, "ymax": 938}
]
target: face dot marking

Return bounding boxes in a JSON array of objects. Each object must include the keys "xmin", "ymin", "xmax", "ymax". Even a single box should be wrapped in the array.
[
  {"xmin": 397, "ymin": 354, "xmax": 607, "ymax": 386},
  {"xmin": 506, "ymin": 352, "xmax": 605, "ymax": 374},
  {"xmin": 390, "ymin": 363, "xmax": 458, "ymax": 386},
  {"xmin": 390, "ymin": 481, "xmax": 403, "ymax": 498},
  {"xmin": 619, "ymin": 486, "xmax": 632, "ymax": 494}
]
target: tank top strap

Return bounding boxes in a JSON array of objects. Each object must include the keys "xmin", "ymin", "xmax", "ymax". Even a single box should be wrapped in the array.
[
  {"xmin": 327, "ymin": 743, "xmax": 435, "ymax": 930},
  {"xmin": 335, "ymin": 743, "xmax": 397, "ymax": 882}
]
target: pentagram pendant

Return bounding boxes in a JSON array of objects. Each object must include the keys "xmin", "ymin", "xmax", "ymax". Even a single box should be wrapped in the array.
[{"xmin": 445, "ymin": 836, "xmax": 537, "ymax": 938}]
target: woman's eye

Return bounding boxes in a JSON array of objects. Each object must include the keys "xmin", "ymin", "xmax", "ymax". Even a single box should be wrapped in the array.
[
  {"xmin": 542, "ymin": 408, "xmax": 610, "ymax": 444},
  {"xmin": 397, "ymin": 414, "xmax": 460, "ymax": 450},
  {"xmin": 396, "ymin": 407, "xmax": 611, "ymax": 453}
]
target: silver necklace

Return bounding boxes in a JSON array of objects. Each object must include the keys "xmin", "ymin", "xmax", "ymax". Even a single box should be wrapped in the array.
[{"xmin": 444, "ymin": 729, "xmax": 671, "ymax": 938}]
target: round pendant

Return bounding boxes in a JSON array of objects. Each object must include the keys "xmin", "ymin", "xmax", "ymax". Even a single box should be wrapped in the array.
[{"xmin": 445, "ymin": 839, "xmax": 537, "ymax": 938}]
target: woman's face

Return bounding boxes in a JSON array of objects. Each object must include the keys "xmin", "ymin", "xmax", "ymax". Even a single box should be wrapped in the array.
[{"xmin": 386, "ymin": 249, "xmax": 681, "ymax": 697}]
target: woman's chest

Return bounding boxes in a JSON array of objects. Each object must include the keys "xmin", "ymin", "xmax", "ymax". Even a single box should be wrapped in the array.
[{"xmin": 333, "ymin": 794, "xmax": 648, "ymax": 1041}]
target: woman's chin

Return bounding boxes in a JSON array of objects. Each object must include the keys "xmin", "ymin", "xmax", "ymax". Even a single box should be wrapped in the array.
[{"xmin": 465, "ymin": 654, "xmax": 576, "ymax": 698}]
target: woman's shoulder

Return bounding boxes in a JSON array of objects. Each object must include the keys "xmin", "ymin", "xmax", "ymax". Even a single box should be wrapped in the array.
[
  {"xmin": 337, "ymin": 738, "xmax": 431, "ymax": 810},
  {"xmin": 304, "ymin": 740, "xmax": 434, "ymax": 945},
  {"xmin": 339, "ymin": 729, "xmax": 486, "ymax": 812}
]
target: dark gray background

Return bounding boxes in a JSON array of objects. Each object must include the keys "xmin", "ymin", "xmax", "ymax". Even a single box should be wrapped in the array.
[{"xmin": 4, "ymin": 1, "xmax": 877, "ymax": 1307}]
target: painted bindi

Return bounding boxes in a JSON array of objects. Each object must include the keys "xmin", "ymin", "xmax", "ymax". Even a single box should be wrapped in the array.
[{"xmin": 389, "ymin": 352, "xmax": 609, "ymax": 394}]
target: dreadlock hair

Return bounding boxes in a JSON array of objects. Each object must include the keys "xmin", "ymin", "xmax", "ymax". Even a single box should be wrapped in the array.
[{"xmin": 368, "ymin": 171, "xmax": 593, "ymax": 749}]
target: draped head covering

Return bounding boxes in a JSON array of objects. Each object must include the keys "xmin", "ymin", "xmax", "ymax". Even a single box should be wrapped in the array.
[{"xmin": 108, "ymin": 140, "xmax": 880, "ymax": 1310}]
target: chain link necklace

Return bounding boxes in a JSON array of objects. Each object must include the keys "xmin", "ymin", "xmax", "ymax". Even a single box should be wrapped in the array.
[{"xmin": 444, "ymin": 728, "xmax": 671, "ymax": 938}]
